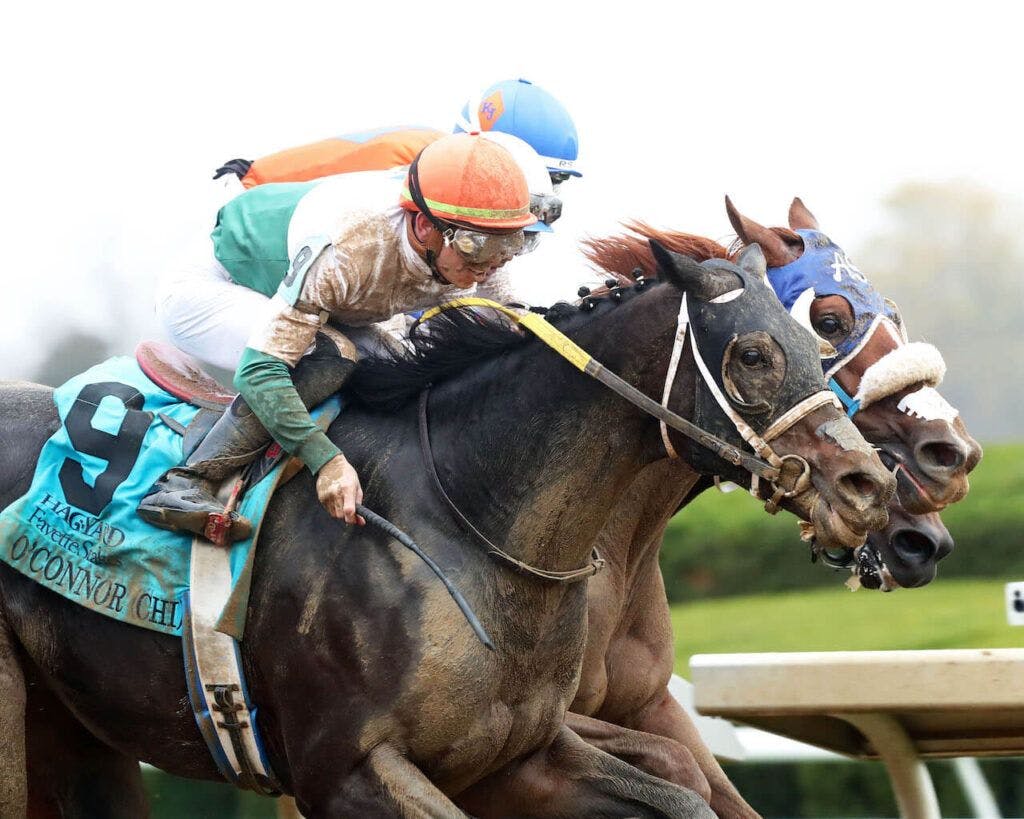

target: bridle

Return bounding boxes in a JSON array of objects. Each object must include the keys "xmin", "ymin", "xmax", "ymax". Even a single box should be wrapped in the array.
[
  {"xmin": 415, "ymin": 294, "xmax": 838, "ymax": 583},
  {"xmin": 659, "ymin": 291, "xmax": 838, "ymax": 514}
]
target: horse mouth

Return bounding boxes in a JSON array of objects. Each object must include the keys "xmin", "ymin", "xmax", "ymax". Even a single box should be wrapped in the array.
[
  {"xmin": 877, "ymin": 448, "xmax": 948, "ymax": 514},
  {"xmin": 804, "ymin": 490, "xmax": 871, "ymax": 551},
  {"xmin": 814, "ymin": 539, "xmax": 900, "ymax": 592}
]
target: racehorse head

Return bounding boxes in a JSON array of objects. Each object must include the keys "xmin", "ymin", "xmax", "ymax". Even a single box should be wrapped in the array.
[
  {"xmin": 726, "ymin": 197, "xmax": 982, "ymax": 516},
  {"xmin": 356, "ymin": 250, "xmax": 895, "ymax": 562},
  {"xmin": 581, "ymin": 218, "xmax": 969, "ymax": 586},
  {"xmin": 648, "ymin": 244, "xmax": 895, "ymax": 551}
]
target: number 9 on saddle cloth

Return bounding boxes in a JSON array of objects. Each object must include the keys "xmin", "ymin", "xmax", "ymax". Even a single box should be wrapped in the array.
[{"xmin": 0, "ymin": 349, "xmax": 342, "ymax": 638}]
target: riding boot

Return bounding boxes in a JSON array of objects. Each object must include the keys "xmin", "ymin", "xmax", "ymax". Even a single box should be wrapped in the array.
[{"xmin": 138, "ymin": 332, "xmax": 356, "ymax": 543}]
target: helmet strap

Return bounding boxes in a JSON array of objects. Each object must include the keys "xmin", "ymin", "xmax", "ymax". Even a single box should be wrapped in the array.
[
  {"xmin": 406, "ymin": 209, "xmax": 452, "ymax": 286},
  {"xmin": 408, "ymin": 150, "xmax": 458, "ymax": 285},
  {"xmin": 425, "ymin": 248, "xmax": 451, "ymax": 285},
  {"xmin": 408, "ymin": 152, "xmax": 455, "ymax": 240}
]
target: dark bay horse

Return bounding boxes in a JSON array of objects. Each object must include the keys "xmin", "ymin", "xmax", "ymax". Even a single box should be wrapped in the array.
[
  {"xmin": 558, "ymin": 204, "xmax": 981, "ymax": 817},
  {"xmin": 0, "ymin": 249, "xmax": 894, "ymax": 817}
]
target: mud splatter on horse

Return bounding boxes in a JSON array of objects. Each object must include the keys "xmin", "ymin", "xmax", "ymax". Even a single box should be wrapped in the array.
[{"xmin": 0, "ymin": 250, "xmax": 894, "ymax": 817}]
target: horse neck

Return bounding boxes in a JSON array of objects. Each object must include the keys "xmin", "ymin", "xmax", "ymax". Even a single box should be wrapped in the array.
[
  {"xmin": 427, "ymin": 289, "xmax": 699, "ymax": 576},
  {"xmin": 595, "ymin": 459, "xmax": 703, "ymax": 580}
]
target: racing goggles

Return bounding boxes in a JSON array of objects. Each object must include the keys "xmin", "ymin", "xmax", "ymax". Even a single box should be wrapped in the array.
[
  {"xmin": 444, "ymin": 225, "xmax": 525, "ymax": 267},
  {"xmin": 530, "ymin": 192, "xmax": 563, "ymax": 227}
]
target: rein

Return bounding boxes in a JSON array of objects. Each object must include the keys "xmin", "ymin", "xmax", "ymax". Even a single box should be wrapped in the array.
[
  {"xmin": 660, "ymin": 292, "xmax": 833, "ymax": 511},
  {"xmin": 419, "ymin": 390, "xmax": 606, "ymax": 583},
  {"xmin": 418, "ymin": 297, "xmax": 826, "ymax": 515}
]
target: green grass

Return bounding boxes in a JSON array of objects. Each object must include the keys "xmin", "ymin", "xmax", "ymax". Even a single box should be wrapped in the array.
[{"xmin": 671, "ymin": 577, "xmax": 1023, "ymax": 676}]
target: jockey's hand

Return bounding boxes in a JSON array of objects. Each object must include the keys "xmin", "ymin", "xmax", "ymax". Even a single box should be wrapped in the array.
[
  {"xmin": 212, "ymin": 158, "xmax": 253, "ymax": 181},
  {"xmin": 316, "ymin": 454, "xmax": 365, "ymax": 526}
]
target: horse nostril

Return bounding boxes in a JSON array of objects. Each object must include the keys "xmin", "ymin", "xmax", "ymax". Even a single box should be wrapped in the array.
[
  {"xmin": 919, "ymin": 440, "xmax": 965, "ymax": 472},
  {"xmin": 840, "ymin": 472, "xmax": 881, "ymax": 501},
  {"xmin": 891, "ymin": 529, "xmax": 937, "ymax": 566}
]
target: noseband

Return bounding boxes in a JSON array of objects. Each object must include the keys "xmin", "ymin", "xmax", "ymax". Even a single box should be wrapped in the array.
[{"xmin": 658, "ymin": 292, "xmax": 838, "ymax": 513}]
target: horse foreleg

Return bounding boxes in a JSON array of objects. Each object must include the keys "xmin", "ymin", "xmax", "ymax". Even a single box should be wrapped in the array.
[
  {"xmin": 456, "ymin": 725, "xmax": 715, "ymax": 819},
  {"xmin": 22, "ymin": 670, "xmax": 147, "ymax": 819},
  {"xmin": 564, "ymin": 711, "xmax": 711, "ymax": 802},
  {"xmin": 623, "ymin": 687, "xmax": 760, "ymax": 819},
  {"xmin": 299, "ymin": 743, "xmax": 465, "ymax": 819},
  {"xmin": 0, "ymin": 606, "xmax": 26, "ymax": 819}
]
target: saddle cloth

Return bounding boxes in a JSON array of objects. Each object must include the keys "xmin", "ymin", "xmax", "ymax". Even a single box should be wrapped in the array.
[{"xmin": 0, "ymin": 354, "xmax": 340, "ymax": 638}]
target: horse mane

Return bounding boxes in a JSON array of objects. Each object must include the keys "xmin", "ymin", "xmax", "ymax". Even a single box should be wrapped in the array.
[
  {"xmin": 582, "ymin": 220, "xmax": 800, "ymax": 282},
  {"xmin": 347, "ymin": 216, "xmax": 804, "ymax": 412},
  {"xmin": 347, "ymin": 284, "xmax": 660, "ymax": 413}
]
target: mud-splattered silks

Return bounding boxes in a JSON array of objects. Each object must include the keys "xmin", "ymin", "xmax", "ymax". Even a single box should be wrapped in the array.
[{"xmin": 0, "ymin": 357, "xmax": 339, "ymax": 637}]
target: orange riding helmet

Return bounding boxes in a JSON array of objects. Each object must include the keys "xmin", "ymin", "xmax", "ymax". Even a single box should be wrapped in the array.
[{"xmin": 400, "ymin": 133, "xmax": 536, "ymax": 232}]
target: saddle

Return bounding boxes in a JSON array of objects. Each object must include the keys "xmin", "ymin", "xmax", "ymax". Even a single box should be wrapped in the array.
[
  {"xmin": 136, "ymin": 341, "xmax": 289, "ymax": 484},
  {"xmin": 136, "ymin": 341, "xmax": 235, "ymax": 408}
]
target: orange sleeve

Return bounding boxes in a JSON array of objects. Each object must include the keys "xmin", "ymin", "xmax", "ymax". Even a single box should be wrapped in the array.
[{"xmin": 241, "ymin": 128, "xmax": 445, "ymax": 188}]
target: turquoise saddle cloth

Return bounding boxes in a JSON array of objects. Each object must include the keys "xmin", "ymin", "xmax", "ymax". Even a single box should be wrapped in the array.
[{"xmin": 0, "ymin": 356, "xmax": 339, "ymax": 638}]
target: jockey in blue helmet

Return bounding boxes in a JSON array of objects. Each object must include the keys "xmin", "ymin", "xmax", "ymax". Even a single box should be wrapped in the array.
[{"xmin": 455, "ymin": 78, "xmax": 580, "ymax": 187}]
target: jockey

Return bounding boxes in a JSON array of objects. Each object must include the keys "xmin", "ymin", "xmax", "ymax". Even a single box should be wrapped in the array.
[
  {"xmin": 213, "ymin": 128, "xmax": 562, "ymax": 306},
  {"xmin": 453, "ymin": 78, "xmax": 581, "ymax": 188},
  {"xmin": 140, "ymin": 134, "xmax": 535, "ymax": 541},
  {"xmin": 215, "ymin": 78, "xmax": 580, "ymax": 191},
  {"xmin": 215, "ymin": 129, "xmax": 564, "ymax": 245}
]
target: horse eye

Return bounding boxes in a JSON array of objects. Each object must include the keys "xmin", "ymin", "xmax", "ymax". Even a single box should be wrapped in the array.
[
  {"xmin": 740, "ymin": 349, "xmax": 762, "ymax": 367},
  {"xmin": 818, "ymin": 315, "xmax": 841, "ymax": 335}
]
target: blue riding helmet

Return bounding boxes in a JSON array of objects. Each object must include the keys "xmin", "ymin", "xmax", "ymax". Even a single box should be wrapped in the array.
[
  {"xmin": 454, "ymin": 79, "xmax": 581, "ymax": 177},
  {"xmin": 766, "ymin": 229, "xmax": 901, "ymax": 380}
]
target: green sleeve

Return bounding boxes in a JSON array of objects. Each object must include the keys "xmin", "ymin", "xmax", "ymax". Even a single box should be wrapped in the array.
[{"xmin": 234, "ymin": 347, "xmax": 341, "ymax": 475}]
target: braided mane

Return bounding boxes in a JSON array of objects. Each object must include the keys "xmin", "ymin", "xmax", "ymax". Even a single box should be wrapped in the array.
[{"xmin": 347, "ymin": 281, "xmax": 662, "ymax": 412}]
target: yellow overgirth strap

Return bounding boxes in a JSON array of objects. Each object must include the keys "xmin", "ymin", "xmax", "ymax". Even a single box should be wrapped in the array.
[
  {"xmin": 417, "ymin": 297, "xmax": 593, "ymax": 372},
  {"xmin": 415, "ymin": 297, "xmax": 784, "ymax": 483}
]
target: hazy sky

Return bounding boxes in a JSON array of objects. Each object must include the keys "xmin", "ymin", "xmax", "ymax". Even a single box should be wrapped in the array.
[{"xmin": 3, "ymin": 0, "xmax": 1020, "ymax": 380}]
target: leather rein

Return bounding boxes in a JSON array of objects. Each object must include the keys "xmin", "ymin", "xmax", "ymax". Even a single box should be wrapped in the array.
[
  {"xmin": 415, "ymin": 297, "xmax": 834, "ymax": 584},
  {"xmin": 418, "ymin": 390, "xmax": 605, "ymax": 583}
]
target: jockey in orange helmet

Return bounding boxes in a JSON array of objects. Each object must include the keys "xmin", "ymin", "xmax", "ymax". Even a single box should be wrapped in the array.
[{"xmin": 141, "ymin": 134, "xmax": 534, "ymax": 541}]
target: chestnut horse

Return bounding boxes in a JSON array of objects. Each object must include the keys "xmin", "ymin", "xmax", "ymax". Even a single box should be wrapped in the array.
[{"xmin": 553, "ymin": 201, "xmax": 981, "ymax": 817}]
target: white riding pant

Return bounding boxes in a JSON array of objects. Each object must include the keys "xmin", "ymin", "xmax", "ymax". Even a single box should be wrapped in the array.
[
  {"xmin": 156, "ymin": 252, "xmax": 402, "ymax": 374},
  {"xmin": 156, "ymin": 252, "xmax": 277, "ymax": 373}
]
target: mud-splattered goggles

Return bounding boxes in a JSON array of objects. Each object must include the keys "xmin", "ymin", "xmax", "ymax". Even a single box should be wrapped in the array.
[
  {"xmin": 444, "ymin": 226, "xmax": 525, "ymax": 267},
  {"xmin": 530, "ymin": 192, "xmax": 563, "ymax": 227},
  {"xmin": 549, "ymin": 171, "xmax": 573, "ymax": 188}
]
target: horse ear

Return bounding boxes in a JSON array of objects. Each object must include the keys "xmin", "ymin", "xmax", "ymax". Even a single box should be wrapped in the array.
[
  {"xmin": 788, "ymin": 197, "xmax": 820, "ymax": 230},
  {"xmin": 725, "ymin": 195, "xmax": 802, "ymax": 268},
  {"xmin": 649, "ymin": 239, "xmax": 741, "ymax": 302},
  {"xmin": 734, "ymin": 243, "xmax": 767, "ymax": 280}
]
